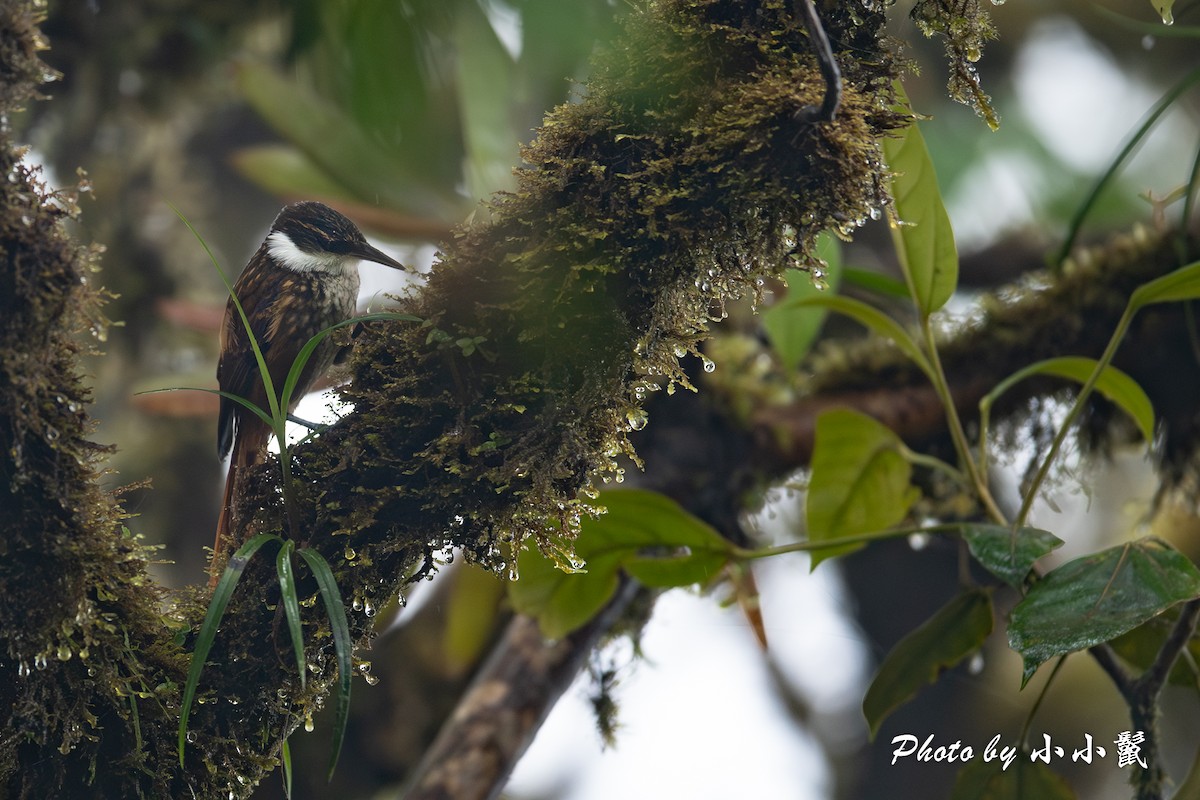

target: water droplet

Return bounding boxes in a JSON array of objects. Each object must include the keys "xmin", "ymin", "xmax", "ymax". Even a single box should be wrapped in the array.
[
  {"xmin": 626, "ymin": 409, "xmax": 649, "ymax": 431},
  {"xmin": 1142, "ymin": 34, "xmax": 1156, "ymax": 50},
  {"xmin": 351, "ymin": 596, "xmax": 363, "ymax": 612},
  {"xmin": 968, "ymin": 651, "xmax": 985, "ymax": 675},
  {"xmin": 363, "ymin": 672, "xmax": 379, "ymax": 686},
  {"xmin": 304, "ymin": 714, "xmax": 315, "ymax": 733},
  {"xmin": 357, "ymin": 661, "xmax": 372, "ymax": 675},
  {"xmin": 186, "ymin": 731, "xmax": 197, "ymax": 743},
  {"xmin": 343, "ymin": 546, "xmax": 356, "ymax": 560},
  {"xmin": 672, "ymin": 344, "xmax": 688, "ymax": 358},
  {"xmin": 34, "ymin": 655, "xmax": 47, "ymax": 671},
  {"xmin": 45, "ymin": 426, "xmax": 59, "ymax": 442},
  {"xmin": 701, "ymin": 356, "xmax": 716, "ymax": 373},
  {"xmin": 227, "ymin": 696, "xmax": 240, "ymax": 705},
  {"xmin": 363, "ymin": 599, "xmax": 376, "ymax": 617},
  {"xmin": 18, "ymin": 661, "xmax": 30, "ymax": 677},
  {"xmin": 907, "ymin": 532, "xmax": 930, "ymax": 551},
  {"xmin": 56, "ymin": 645, "xmax": 71, "ymax": 661}
]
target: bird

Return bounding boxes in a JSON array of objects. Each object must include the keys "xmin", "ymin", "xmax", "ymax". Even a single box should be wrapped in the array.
[{"xmin": 213, "ymin": 201, "xmax": 407, "ymax": 575}]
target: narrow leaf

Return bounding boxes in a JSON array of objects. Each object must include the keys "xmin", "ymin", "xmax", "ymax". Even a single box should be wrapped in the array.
[
  {"xmin": 762, "ymin": 233, "xmax": 843, "ymax": 368},
  {"xmin": 1009, "ymin": 538, "xmax": 1200, "ymax": 685},
  {"xmin": 296, "ymin": 548, "xmax": 353, "ymax": 780},
  {"xmin": 1130, "ymin": 259, "xmax": 1200, "ymax": 309},
  {"xmin": 884, "ymin": 84, "xmax": 959, "ymax": 316},
  {"xmin": 842, "ymin": 267, "xmax": 911, "ymax": 300},
  {"xmin": 792, "ymin": 294, "xmax": 933, "ymax": 379},
  {"xmin": 863, "ymin": 589, "xmax": 993, "ymax": 738},
  {"xmin": 952, "ymin": 758, "xmax": 1075, "ymax": 800},
  {"xmin": 281, "ymin": 737, "xmax": 293, "ymax": 800},
  {"xmin": 983, "ymin": 356, "xmax": 1155, "ymax": 443},
  {"xmin": 179, "ymin": 534, "xmax": 280, "ymax": 767},
  {"xmin": 276, "ymin": 540, "xmax": 306, "ymax": 691},
  {"xmin": 961, "ymin": 525, "xmax": 1063, "ymax": 588},
  {"xmin": 806, "ymin": 409, "xmax": 920, "ymax": 568}
]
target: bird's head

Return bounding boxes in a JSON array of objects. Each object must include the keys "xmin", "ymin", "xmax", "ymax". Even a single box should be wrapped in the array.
[{"xmin": 265, "ymin": 201, "xmax": 406, "ymax": 275}]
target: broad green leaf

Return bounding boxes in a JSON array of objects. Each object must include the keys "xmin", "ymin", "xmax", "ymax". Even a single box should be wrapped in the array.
[
  {"xmin": 806, "ymin": 409, "xmax": 921, "ymax": 568},
  {"xmin": 1150, "ymin": 0, "xmax": 1175, "ymax": 24},
  {"xmin": 296, "ymin": 548, "xmax": 353, "ymax": 780},
  {"xmin": 510, "ymin": 544, "xmax": 623, "ymax": 640},
  {"xmin": 237, "ymin": 63, "xmax": 461, "ymax": 221},
  {"xmin": 961, "ymin": 525, "xmax": 1063, "ymax": 588},
  {"xmin": 179, "ymin": 534, "xmax": 281, "ymax": 767},
  {"xmin": 792, "ymin": 294, "xmax": 933, "ymax": 379},
  {"xmin": 884, "ymin": 83, "xmax": 959, "ymax": 316},
  {"xmin": 231, "ymin": 145, "xmax": 356, "ymax": 203},
  {"xmin": 863, "ymin": 589, "xmax": 993, "ymax": 738},
  {"xmin": 762, "ymin": 233, "xmax": 843, "ymax": 368},
  {"xmin": 509, "ymin": 490, "xmax": 735, "ymax": 637},
  {"xmin": 983, "ymin": 357, "xmax": 1155, "ymax": 443},
  {"xmin": 1108, "ymin": 609, "xmax": 1200, "ymax": 688},
  {"xmin": 1009, "ymin": 538, "xmax": 1200, "ymax": 685},
  {"xmin": 951, "ymin": 758, "xmax": 1076, "ymax": 800},
  {"xmin": 455, "ymin": 3, "xmax": 519, "ymax": 199},
  {"xmin": 1130, "ymin": 259, "xmax": 1200, "ymax": 309}
]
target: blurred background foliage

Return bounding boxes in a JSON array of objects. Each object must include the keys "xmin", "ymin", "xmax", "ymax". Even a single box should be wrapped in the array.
[{"xmin": 16, "ymin": 0, "xmax": 1200, "ymax": 797}]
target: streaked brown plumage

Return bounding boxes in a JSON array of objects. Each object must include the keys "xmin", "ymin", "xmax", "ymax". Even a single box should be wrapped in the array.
[{"xmin": 213, "ymin": 201, "xmax": 405, "ymax": 577}]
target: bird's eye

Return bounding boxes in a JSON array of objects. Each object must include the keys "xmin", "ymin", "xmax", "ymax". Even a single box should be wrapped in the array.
[{"xmin": 326, "ymin": 240, "xmax": 352, "ymax": 254}]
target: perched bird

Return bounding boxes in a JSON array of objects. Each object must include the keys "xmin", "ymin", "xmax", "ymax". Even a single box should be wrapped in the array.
[{"xmin": 214, "ymin": 201, "xmax": 406, "ymax": 571}]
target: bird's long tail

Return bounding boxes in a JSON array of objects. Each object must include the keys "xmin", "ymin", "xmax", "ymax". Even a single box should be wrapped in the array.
[{"xmin": 211, "ymin": 418, "xmax": 269, "ymax": 586}]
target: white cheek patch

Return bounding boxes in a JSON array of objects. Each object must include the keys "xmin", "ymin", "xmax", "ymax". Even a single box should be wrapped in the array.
[{"xmin": 267, "ymin": 231, "xmax": 352, "ymax": 274}]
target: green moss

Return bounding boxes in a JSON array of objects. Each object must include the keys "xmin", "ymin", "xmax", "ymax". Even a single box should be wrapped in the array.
[{"xmin": 263, "ymin": 0, "xmax": 904, "ymax": 585}]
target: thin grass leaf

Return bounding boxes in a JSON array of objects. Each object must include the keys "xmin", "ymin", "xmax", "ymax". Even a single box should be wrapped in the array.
[
  {"xmin": 1055, "ymin": 65, "xmax": 1200, "ymax": 267},
  {"xmin": 168, "ymin": 202, "xmax": 282, "ymax": 423},
  {"xmin": 296, "ymin": 548, "xmax": 353, "ymax": 780},
  {"xmin": 281, "ymin": 737, "xmax": 293, "ymax": 800},
  {"xmin": 179, "ymin": 533, "xmax": 281, "ymax": 767},
  {"xmin": 135, "ymin": 387, "xmax": 275, "ymax": 429},
  {"xmin": 1130, "ymin": 259, "xmax": 1200, "ymax": 308},
  {"xmin": 276, "ymin": 540, "xmax": 306, "ymax": 692}
]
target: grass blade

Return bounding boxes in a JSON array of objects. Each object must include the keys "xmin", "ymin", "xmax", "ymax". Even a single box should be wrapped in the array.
[
  {"xmin": 276, "ymin": 540, "xmax": 306, "ymax": 692},
  {"xmin": 296, "ymin": 548, "xmax": 353, "ymax": 780},
  {"xmin": 281, "ymin": 736, "xmax": 293, "ymax": 800},
  {"xmin": 179, "ymin": 533, "xmax": 280, "ymax": 768}
]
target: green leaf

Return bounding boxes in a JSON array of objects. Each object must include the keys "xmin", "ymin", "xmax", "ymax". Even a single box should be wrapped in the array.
[
  {"xmin": 231, "ymin": 145, "xmax": 357, "ymax": 204},
  {"xmin": 1108, "ymin": 608, "xmax": 1200, "ymax": 688},
  {"xmin": 281, "ymin": 736, "xmax": 293, "ymax": 800},
  {"xmin": 455, "ymin": 3, "xmax": 519, "ymax": 200},
  {"xmin": 884, "ymin": 84, "xmax": 959, "ymax": 316},
  {"xmin": 236, "ymin": 63, "xmax": 462, "ymax": 220},
  {"xmin": 762, "ymin": 233, "xmax": 843, "ymax": 368},
  {"xmin": 1130, "ymin": 259, "xmax": 1200, "ymax": 309},
  {"xmin": 984, "ymin": 356, "xmax": 1155, "ymax": 443},
  {"xmin": 296, "ymin": 548, "xmax": 353, "ymax": 780},
  {"xmin": 951, "ymin": 758, "xmax": 1076, "ymax": 800},
  {"xmin": 806, "ymin": 409, "xmax": 921, "ymax": 568},
  {"xmin": 791, "ymin": 295, "xmax": 933, "ymax": 379},
  {"xmin": 276, "ymin": 540, "xmax": 306, "ymax": 691},
  {"xmin": 179, "ymin": 534, "xmax": 280, "ymax": 767},
  {"xmin": 961, "ymin": 525, "xmax": 1064, "ymax": 588},
  {"xmin": 863, "ymin": 589, "xmax": 993, "ymax": 738},
  {"xmin": 1149, "ymin": 0, "xmax": 1175, "ymax": 25},
  {"xmin": 1009, "ymin": 538, "xmax": 1200, "ymax": 685},
  {"xmin": 842, "ymin": 267, "xmax": 911, "ymax": 300},
  {"xmin": 509, "ymin": 490, "xmax": 735, "ymax": 637}
]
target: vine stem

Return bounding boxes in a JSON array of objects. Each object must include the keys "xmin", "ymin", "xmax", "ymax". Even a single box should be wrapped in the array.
[{"xmin": 919, "ymin": 315, "xmax": 1008, "ymax": 525}]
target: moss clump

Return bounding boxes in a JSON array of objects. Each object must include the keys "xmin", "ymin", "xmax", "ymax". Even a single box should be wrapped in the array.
[{"xmin": 271, "ymin": 0, "xmax": 903, "ymax": 582}]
